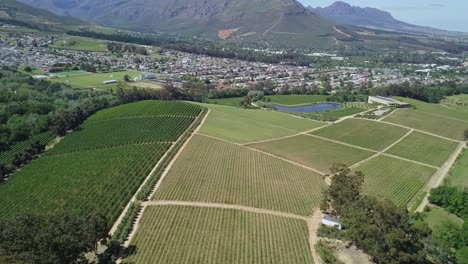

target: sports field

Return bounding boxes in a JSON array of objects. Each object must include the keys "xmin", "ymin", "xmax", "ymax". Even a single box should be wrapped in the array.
[
  {"xmin": 248, "ymin": 135, "xmax": 374, "ymax": 174},
  {"xmin": 446, "ymin": 149, "xmax": 468, "ymax": 189},
  {"xmin": 199, "ymin": 104, "xmax": 324, "ymax": 143},
  {"xmin": 312, "ymin": 119, "xmax": 409, "ymax": 151},
  {"xmin": 49, "ymin": 36, "xmax": 107, "ymax": 52},
  {"xmin": 355, "ymin": 155, "xmax": 437, "ymax": 207},
  {"xmin": 385, "ymin": 132, "xmax": 459, "ymax": 167},
  {"xmin": 153, "ymin": 135, "xmax": 327, "ymax": 215},
  {"xmin": 56, "ymin": 71, "xmax": 141, "ymax": 88},
  {"xmin": 383, "ymin": 109, "xmax": 467, "ymax": 141},
  {"xmin": 266, "ymin": 95, "xmax": 329, "ymax": 106},
  {"xmin": 0, "ymin": 101, "xmax": 201, "ymax": 226},
  {"xmin": 125, "ymin": 206, "xmax": 313, "ymax": 264}
]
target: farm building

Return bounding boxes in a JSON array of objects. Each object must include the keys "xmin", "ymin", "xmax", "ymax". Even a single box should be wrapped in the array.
[
  {"xmin": 322, "ymin": 215, "xmax": 342, "ymax": 229},
  {"xmin": 103, "ymin": 80, "xmax": 117, "ymax": 84},
  {"xmin": 368, "ymin": 96, "xmax": 410, "ymax": 108}
]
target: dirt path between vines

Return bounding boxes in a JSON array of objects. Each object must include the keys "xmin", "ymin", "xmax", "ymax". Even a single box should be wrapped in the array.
[
  {"xmin": 119, "ymin": 109, "xmax": 211, "ymax": 247},
  {"xmin": 415, "ymin": 142, "xmax": 466, "ymax": 212}
]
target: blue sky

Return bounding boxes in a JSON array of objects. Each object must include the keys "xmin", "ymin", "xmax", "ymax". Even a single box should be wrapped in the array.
[{"xmin": 299, "ymin": 0, "xmax": 468, "ymax": 32}]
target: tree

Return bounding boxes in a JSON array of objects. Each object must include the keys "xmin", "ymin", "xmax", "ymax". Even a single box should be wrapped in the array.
[
  {"xmin": 457, "ymin": 247, "xmax": 468, "ymax": 264},
  {"xmin": 464, "ymin": 129, "xmax": 468, "ymax": 141},
  {"xmin": 0, "ymin": 213, "xmax": 108, "ymax": 264},
  {"xmin": 24, "ymin": 66, "xmax": 32, "ymax": 73},
  {"xmin": 123, "ymin": 74, "xmax": 131, "ymax": 82}
]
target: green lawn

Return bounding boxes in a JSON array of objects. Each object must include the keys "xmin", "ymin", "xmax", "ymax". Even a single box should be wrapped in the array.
[
  {"xmin": 198, "ymin": 104, "xmax": 325, "ymax": 144},
  {"xmin": 266, "ymin": 95, "xmax": 329, "ymax": 106},
  {"xmin": 441, "ymin": 94, "xmax": 468, "ymax": 113},
  {"xmin": 446, "ymin": 149, "xmax": 468, "ymax": 189},
  {"xmin": 153, "ymin": 135, "xmax": 327, "ymax": 216},
  {"xmin": 312, "ymin": 119, "xmax": 409, "ymax": 151},
  {"xmin": 55, "ymin": 71, "xmax": 141, "ymax": 88},
  {"xmin": 424, "ymin": 206, "xmax": 464, "ymax": 231},
  {"xmin": 49, "ymin": 36, "xmax": 107, "ymax": 52},
  {"xmin": 383, "ymin": 109, "xmax": 468, "ymax": 141},
  {"xmin": 125, "ymin": 206, "xmax": 313, "ymax": 264},
  {"xmin": 321, "ymin": 107, "xmax": 366, "ymax": 118},
  {"xmin": 385, "ymin": 131, "xmax": 459, "ymax": 167},
  {"xmin": 248, "ymin": 135, "xmax": 374, "ymax": 174},
  {"xmin": 355, "ymin": 155, "xmax": 437, "ymax": 207}
]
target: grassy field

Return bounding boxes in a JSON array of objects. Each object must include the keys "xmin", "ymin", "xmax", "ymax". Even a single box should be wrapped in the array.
[
  {"xmin": 55, "ymin": 71, "xmax": 141, "ymax": 88},
  {"xmin": 446, "ymin": 149, "xmax": 468, "ymax": 189},
  {"xmin": 383, "ymin": 109, "xmax": 468, "ymax": 141},
  {"xmin": 125, "ymin": 206, "xmax": 313, "ymax": 264},
  {"xmin": 206, "ymin": 97, "xmax": 243, "ymax": 107},
  {"xmin": 50, "ymin": 70, "xmax": 91, "ymax": 77},
  {"xmin": 312, "ymin": 119, "xmax": 409, "ymax": 151},
  {"xmin": 49, "ymin": 36, "xmax": 107, "ymax": 52},
  {"xmin": 396, "ymin": 97, "xmax": 468, "ymax": 121},
  {"xmin": 441, "ymin": 94, "xmax": 468, "ymax": 113},
  {"xmin": 248, "ymin": 135, "xmax": 374, "ymax": 174},
  {"xmin": 355, "ymin": 155, "xmax": 437, "ymax": 207},
  {"xmin": 0, "ymin": 101, "xmax": 201, "ymax": 226},
  {"xmin": 423, "ymin": 206, "xmax": 464, "ymax": 231},
  {"xmin": 320, "ymin": 107, "xmax": 366, "ymax": 118},
  {"xmin": 385, "ymin": 132, "xmax": 459, "ymax": 167},
  {"xmin": 199, "ymin": 104, "xmax": 324, "ymax": 144},
  {"xmin": 153, "ymin": 135, "xmax": 327, "ymax": 216},
  {"xmin": 266, "ymin": 95, "xmax": 329, "ymax": 106}
]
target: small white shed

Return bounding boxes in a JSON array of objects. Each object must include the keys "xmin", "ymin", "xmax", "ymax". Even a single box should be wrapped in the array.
[{"xmin": 322, "ymin": 215, "xmax": 342, "ymax": 230}]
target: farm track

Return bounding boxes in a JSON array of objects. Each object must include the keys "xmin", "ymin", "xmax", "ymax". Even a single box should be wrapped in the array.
[
  {"xmin": 241, "ymin": 124, "xmax": 332, "ymax": 146},
  {"xmin": 110, "ymin": 109, "xmax": 209, "ymax": 239},
  {"xmin": 121, "ymin": 109, "xmax": 211, "ymax": 247},
  {"xmin": 415, "ymin": 142, "xmax": 467, "ymax": 212}
]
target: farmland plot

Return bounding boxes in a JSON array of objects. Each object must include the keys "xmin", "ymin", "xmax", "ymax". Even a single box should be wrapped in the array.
[
  {"xmin": 354, "ymin": 156, "xmax": 436, "ymax": 207},
  {"xmin": 248, "ymin": 135, "xmax": 374, "ymax": 174},
  {"xmin": 312, "ymin": 118, "xmax": 409, "ymax": 151},
  {"xmin": 0, "ymin": 132, "xmax": 53, "ymax": 164},
  {"xmin": 199, "ymin": 104, "xmax": 324, "ymax": 143},
  {"xmin": 0, "ymin": 101, "xmax": 202, "ymax": 226},
  {"xmin": 125, "ymin": 206, "xmax": 313, "ymax": 264},
  {"xmin": 385, "ymin": 131, "xmax": 459, "ymax": 167},
  {"xmin": 446, "ymin": 149, "xmax": 468, "ymax": 189},
  {"xmin": 153, "ymin": 135, "xmax": 327, "ymax": 216},
  {"xmin": 383, "ymin": 109, "xmax": 467, "ymax": 141}
]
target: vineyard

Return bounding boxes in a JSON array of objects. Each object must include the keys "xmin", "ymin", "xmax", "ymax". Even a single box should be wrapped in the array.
[
  {"xmin": 385, "ymin": 131, "xmax": 459, "ymax": 167},
  {"xmin": 125, "ymin": 206, "xmax": 313, "ymax": 264},
  {"xmin": 153, "ymin": 135, "xmax": 327, "ymax": 216},
  {"xmin": 355, "ymin": 155, "xmax": 437, "ymax": 207},
  {"xmin": 0, "ymin": 101, "xmax": 202, "ymax": 227},
  {"xmin": 0, "ymin": 132, "xmax": 53, "ymax": 164},
  {"xmin": 312, "ymin": 119, "xmax": 409, "ymax": 151},
  {"xmin": 383, "ymin": 109, "xmax": 467, "ymax": 141},
  {"xmin": 396, "ymin": 97, "xmax": 468, "ymax": 121},
  {"xmin": 248, "ymin": 135, "xmax": 374, "ymax": 174},
  {"xmin": 199, "ymin": 104, "xmax": 324, "ymax": 143},
  {"xmin": 446, "ymin": 149, "xmax": 468, "ymax": 189}
]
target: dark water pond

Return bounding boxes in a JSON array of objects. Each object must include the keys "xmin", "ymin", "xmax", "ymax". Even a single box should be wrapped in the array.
[{"xmin": 275, "ymin": 103, "xmax": 341, "ymax": 113}]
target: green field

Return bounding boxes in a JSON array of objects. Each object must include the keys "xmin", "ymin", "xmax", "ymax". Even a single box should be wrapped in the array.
[
  {"xmin": 423, "ymin": 206, "xmax": 464, "ymax": 231},
  {"xmin": 320, "ymin": 107, "xmax": 366, "ymax": 118},
  {"xmin": 355, "ymin": 155, "xmax": 437, "ymax": 207},
  {"xmin": 441, "ymin": 94, "xmax": 468, "ymax": 113},
  {"xmin": 383, "ymin": 109, "xmax": 468, "ymax": 141},
  {"xmin": 125, "ymin": 206, "xmax": 313, "ymax": 264},
  {"xmin": 266, "ymin": 95, "xmax": 329, "ymax": 106},
  {"xmin": 0, "ymin": 132, "xmax": 53, "ymax": 164},
  {"xmin": 199, "ymin": 104, "xmax": 324, "ymax": 143},
  {"xmin": 312, "ymin": 119, "xmax": 409, "ymax": 151},
  {"xmin": 385, "ymin": 132, "xmax": 459, "ymax": 167},
  {"xmin": 0, "ymin": 101, "xmax": 201, "ymax": 226},
  {"xmin": 248, "ymin": 135, "xmax": 374, "ymax": 174},
  {"xmin": 49, "ymin": 36, "xmax": 107, "ymax": 52},
  {"xmin": 206, "ymin": 97, "xmax": 243, "ymax": 107},
  {"xmin": 396, "ymin": 97, "xmax": 468, "ymax": 121},
  {"xmin": 56, "ymin": 71, "xmax": 141, "ymax": 88},
  {"xmin": 50, "ymin": 70, "xmax": 91, "ymax": 77},
  {"xmin": 153, "ymin": 135, "xmax": 327, "ymax": 215},
  {"xmin": 446, "ymin": 149, "xmax": 468, "ymax": 189}
]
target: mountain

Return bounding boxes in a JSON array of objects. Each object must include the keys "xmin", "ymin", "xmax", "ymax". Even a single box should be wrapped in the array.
[
  {"xmin": 0, "ymin": 0, "xmax": 86, "ymax": 31},
  {"xmin": 309, "ymin": 1, "xmax": 456, "ymax": 35},
  {"xmin": 16, "ymin": 0, "xmax": 349, "ymax": 48}
]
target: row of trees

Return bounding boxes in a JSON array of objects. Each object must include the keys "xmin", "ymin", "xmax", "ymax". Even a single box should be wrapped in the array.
[
  {"xmin": 106, "ymin": 42, "xmax": 148, "ymax": 55},
  {"xmin": 0, "ymin": 140, "xmax": 45, "ymax": 183}
]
